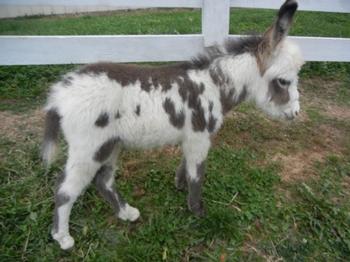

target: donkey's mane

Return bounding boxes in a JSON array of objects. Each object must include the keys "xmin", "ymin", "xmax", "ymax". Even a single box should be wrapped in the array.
[{"xmin": 188, "ymin": 35, "xmax": 263, "ymax": 70}]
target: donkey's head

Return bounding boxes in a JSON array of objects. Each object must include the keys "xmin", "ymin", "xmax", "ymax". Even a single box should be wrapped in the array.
[
  {"xmin": 228, "ymin": 0, "xmax": 304, "ymax": 120},
  {"xmin": 251, "ymin": 0, "xmax": 304, "ymax": 120}
]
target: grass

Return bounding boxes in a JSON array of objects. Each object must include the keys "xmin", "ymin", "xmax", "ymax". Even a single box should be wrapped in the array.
[
  {"xmin": 0, "ymin": 8, "xmax": 350, "ymax": 261},
  {"xmin": 0, "ymin": 8, "xmax": 350, "ymax": 37}
]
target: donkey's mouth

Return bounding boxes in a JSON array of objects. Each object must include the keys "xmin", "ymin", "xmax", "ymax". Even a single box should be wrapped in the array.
[{"xmin": 284, "ymin": 112, "xmax": 296, "ymax": 121}]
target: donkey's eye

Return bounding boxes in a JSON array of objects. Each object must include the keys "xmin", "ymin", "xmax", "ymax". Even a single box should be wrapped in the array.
[{"xmin": 277, "ymin": 78, "xmax": 291, "ymax": 86}]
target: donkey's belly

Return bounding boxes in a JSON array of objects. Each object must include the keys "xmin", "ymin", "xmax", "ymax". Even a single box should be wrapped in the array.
[{"xmin": 116, "ymin": 112, "xmax": 183, "ymax": 149}]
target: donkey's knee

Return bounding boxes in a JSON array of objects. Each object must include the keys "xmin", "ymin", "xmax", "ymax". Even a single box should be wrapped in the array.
[{"xmin": 93, "ymin": 164, "xmax": 140, "ymax": 222}]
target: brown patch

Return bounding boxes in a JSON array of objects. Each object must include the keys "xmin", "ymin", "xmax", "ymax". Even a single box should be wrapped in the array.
[
  {"xmin": 318, "ymin": 124, "xmax": 345, "ymax": 153},
  {"xmin": 190, "ymin": 45, "xmax": 223, "ymax": 69},
  {"xmin": 324, "ymin": 104, "xmax": 350, "ymax": 121},
  {"xmin": 43, "ymin": 108, "xmax": 61, "ymax": 143},
  {"xmin": 0, "ymin": 109, "xmax": 45, "ymax": 142},
  {"xmin": 220, "ymin": 86, "xmax": 246, "ymax": 115},
  {"xmin": 342, "ymin": 176, "xmax": 350, "ymax": 190},
  {"xmin": 237, "ymin": 85, "xmax": 248, "ymax": 104},
  {"xmin": 207, "ymin": 101, "xmax": 217, "ymax": 133},
  {"xmin": 220, "ymin": 89, "xmax": 235, "ymax": 115},
  {"xmin": 269, "ymin": 79, "xmax": 290, "ymax": 105},
  {"xmin": 272, "ymin": 123, "xmax": 345, "ymax": 182},
  {"xmin": 93, "ymin": 137, "xmax": 120, "ymax": 162},
  {"xmin": 209, "ymin": 66, "xmax": 228, "ymax": 87},
  {"xmin": 207, "ymin": 116, "xmax": 217, "ymax": 133},
  {"xmin": 225, "ymin": 36, "xmax": 262, "ymax": 56},
  {"xmin": 272, "ymin": 151, "xmax": 324, "ymax": 182},
  {"xmin": 178, "ymin": 79, "xmax": 206, "ymax": 133},
  {"xmin": 187, "ymin": 83, "xmax": 205, "ymax": 109},
  {"xmin": 135, "ymin": 105, "xmax": 141, "ymax": 116},
  {"xmin": 115, "ymin": 111, "xmax": 121, "ymax": 119},
  {"xmin": 255, "ymin": 37, "xmax": 272, "ymax": 75},
  {"xmin": 95, "ymin": 112, "xmax": 109, "ymax": 127},
  {"xmin": 79, "ymin": 62, "xmax": 190, "ymax": 92},
  {"xmin": 191, "ymin": 98, "xmax": 206, "ymax": 132},
  {"xmin": 163, "ymin": 98, "xmax": 185, "ymax": 129}
]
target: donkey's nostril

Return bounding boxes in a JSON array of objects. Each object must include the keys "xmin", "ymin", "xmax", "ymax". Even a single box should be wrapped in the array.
[{"xmin": 295, "ymin": 111, "xmax": 299, "ymax": 116}]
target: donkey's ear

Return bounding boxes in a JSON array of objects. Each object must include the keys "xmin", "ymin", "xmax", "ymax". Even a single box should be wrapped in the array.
[{"xmin": 264, "ymin": 0, "xmax": 298, "ymax": 48}]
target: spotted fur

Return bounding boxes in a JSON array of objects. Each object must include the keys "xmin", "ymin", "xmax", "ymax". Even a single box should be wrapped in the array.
[{"xmin": 42, "ymin": 0, "xmax": 303, "ymax": 250}]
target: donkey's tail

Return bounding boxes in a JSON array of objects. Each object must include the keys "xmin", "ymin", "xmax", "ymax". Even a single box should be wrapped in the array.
[{"xmin": 42, "ymin": 108, "xmax": 61, "ymax": 167}]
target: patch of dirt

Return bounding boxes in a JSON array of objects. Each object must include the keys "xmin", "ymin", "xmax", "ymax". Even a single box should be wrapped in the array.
[
  {"xmin": 272, "ymin": 123, "xmax": 345, "ymax": 182},
  {"xmin": 324, "ymin": 104, "xmax": 350, "ymax": 120},
  {"xmin": 0, "ymin": 108, "xmax": 44, "ymax": 142},
  {"xmin": 272, "ymin": 125, "xmax": 344, "ymax": 182},
  {"xmin": 318, "ymin": 124, "xmax": 344, "ymax": 152},
  {"xmin": 342, "ymin": 176, "xmax": 350, "ymax": 191},
  {"xmin": 272, "ymin": 151, "xmax": 324, "ymax": 182}
]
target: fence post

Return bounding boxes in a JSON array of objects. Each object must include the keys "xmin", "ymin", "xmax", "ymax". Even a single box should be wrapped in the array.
[{"xmin": 202, "ymin": 0, "xmax": 230, "ymax": 47}]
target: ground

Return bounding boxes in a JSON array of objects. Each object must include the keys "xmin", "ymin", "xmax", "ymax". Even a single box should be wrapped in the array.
[{"xmin": 0, "ymin": 8, "xmax": 350, "ymax": 261}]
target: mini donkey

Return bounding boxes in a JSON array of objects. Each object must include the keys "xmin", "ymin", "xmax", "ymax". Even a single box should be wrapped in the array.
[{"xmin": 43, "ymin": 0, "xmax": 303, "ymax": 250}]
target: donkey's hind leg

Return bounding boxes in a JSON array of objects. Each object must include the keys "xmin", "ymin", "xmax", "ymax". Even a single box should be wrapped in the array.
[
  {"xmin": 93, "ymin": 151, "xmax": 140, "ymax": 222},
  {"xmin": 52, "ymin": 159, "xmax": 98, "ymax": 250}
]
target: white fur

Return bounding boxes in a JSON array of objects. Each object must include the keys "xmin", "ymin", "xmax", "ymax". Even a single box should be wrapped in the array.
[
  {"xmin": 52, "ymin": 232, "xmax": 75, "ymax": 250},
  {"xmin": 118, "ymin": 204, "xmax": 140, "ymax": 222},
  {"xmin": 42, "ymin": 141, "xmax": 57, "ymax": 167}
]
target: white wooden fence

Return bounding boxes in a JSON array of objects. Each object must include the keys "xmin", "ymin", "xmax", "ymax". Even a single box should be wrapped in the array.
[{"xmin": 0, "ymin": 0, "xmax": 349, "ymax": 65}]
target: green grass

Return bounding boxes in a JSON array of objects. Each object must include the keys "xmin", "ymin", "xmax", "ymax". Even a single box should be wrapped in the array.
[
  {"xmin": 0, "ymin": 8, "xmax": 350, "ymax": 261},
  {"xmin": 0, "ymin": 65, "xmax": 76, "ymax": 112},
  {"xmin": 0, "ymin": 9, "xmax": 349, "ymax": 38}
]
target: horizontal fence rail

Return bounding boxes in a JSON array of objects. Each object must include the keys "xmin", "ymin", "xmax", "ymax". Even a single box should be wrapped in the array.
[
  {"xmin": 0, "ymin": 0, "xmax": 349, "ymax": 65},
  {"xmin": 0, "ymin": 35, "xmax": 203, "ymax": 65},
  {"xmin": 0, "ymin": 0, "xmax": 202, "ymax": 8},
  {"xmin": 230, "ymin": 0, "xmax": 350, "ymax": 13},
  {"xmin": 1, "ymin": 35, "xmax": 349, "ymax": 65},
  {"xmin": 1, "ymin": 0, "xmax": 350, "ymax": 18}
]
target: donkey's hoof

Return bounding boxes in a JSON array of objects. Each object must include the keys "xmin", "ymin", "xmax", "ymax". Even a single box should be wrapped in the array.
[
  {"xmin": 52, "ymin": 233, "xmax": 75, "ymax": 250},
  {"xmin": 188, "ymin": 201, "xmax": 206, "ymax": 217},
  {"xmin": 191, "ymin": 207, "xmax": 206, "ymax": 217},
  {"xmin": 118, "ymin": 204, "xmax": 140, "ymax": 222},
  {"xmin": 175, "ymin": 178, "xmax": 186, "ymax": 191}
]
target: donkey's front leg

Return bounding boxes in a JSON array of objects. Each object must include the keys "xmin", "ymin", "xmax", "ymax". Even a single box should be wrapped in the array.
[
  {"xmin": 175, "ymin": 158, "xmax": 187, "ymax": 191},
  {"xmin": 182, "ymin": 136, "xmax": 210, "ymax": 217}
]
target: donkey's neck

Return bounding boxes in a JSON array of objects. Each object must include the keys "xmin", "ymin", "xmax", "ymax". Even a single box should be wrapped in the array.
[{"xmin": 207, "ymin": 54, "xmax": 259, "ymax": 114}]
